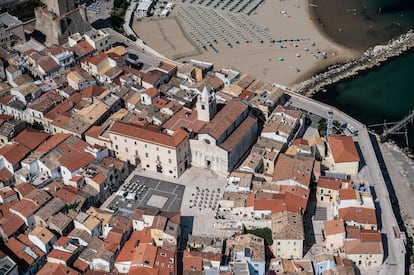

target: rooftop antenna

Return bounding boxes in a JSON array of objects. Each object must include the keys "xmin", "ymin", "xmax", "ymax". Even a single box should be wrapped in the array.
[{"xmin": 327, "ymin": 109, "xmax": 333, "ymax": 136}]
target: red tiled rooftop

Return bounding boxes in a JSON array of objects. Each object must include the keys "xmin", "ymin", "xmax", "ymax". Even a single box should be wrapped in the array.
[
  {"xmin": 339, "ymin": 189, "xmax": 357, "ymax": 200},
  {"xmin": 10, "ymin": 199, "xmax": 39, "ymax": 218},
  {"xmin": 318, "ymin": 177, "xmax": 341, "ymax": 190},
  {"xmin": 0, "ymin": 167, "xmax": 13, "ymax": 183},
  {"xmin": 38, "ymin": 262, "xmax": 79, "ymax": 275},
  {"xmin": 162, "ymin": 109, "xmax": 205, "ymax": 133},
  {"xmin": 327, "ymin": 135, "xmax": 360, "ymax": 163},
  {"xmin": 80, "ymin": 85, "xmax": 105, "ymax": 98},
  {"xmin": 338, "ymin": 207, "xmax": 377, "ymax": 225},
  {"xmin": 36, "ymin": 133, "xmax": 71, "ymax": 153},
  {"xmin": 14, "ymin": 182, "xmax": 35, "ymax": 197},
  {"xmin": 47, "ymin": 249, "xmax": 73, "ymax": 262},
  {"xmin": 324, "ymin": 219, "xmax": 345, "ymax": 235},
  {"xmin": 14, "ymin": 128, "xmax": 49, "ymax": 150},
  {"xmin": 110, "ymin": 121, "xmax": 188, "ymax": 148},
  {"xmin": 0, "ymin": 143, "xmax": 31, "ymax": 166}
]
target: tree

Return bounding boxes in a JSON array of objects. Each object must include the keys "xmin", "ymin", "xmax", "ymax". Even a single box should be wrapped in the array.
[
  {"xmin": 32, "ymin": 121, "xmax": 44, "ymax": 130},
  {"xmin": 8, "ymin": 0, "xmax": 43, "ymax": 22},
  {"xmin": 127, "ymin": 34, "xmax": 137, "ymax": 41}
]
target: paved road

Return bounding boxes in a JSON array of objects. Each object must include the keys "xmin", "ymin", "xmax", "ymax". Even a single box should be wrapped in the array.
[{"xmin": 286, "ymin": 91, "xmax": 406, "ymax": 275}]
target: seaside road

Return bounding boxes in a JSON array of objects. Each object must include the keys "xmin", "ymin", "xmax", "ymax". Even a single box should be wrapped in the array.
[{"xmin": 285, "ymin": 91, "xmax": 406, "ymax": 275}]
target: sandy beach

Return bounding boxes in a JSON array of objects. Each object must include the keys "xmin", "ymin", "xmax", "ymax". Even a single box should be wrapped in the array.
[{"xmin": 133, "ymin": 0, "xmax": 360, "ymax": 86}]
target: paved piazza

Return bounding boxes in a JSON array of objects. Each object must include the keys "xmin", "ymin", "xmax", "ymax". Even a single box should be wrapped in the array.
[{"xmin": 104, "ymin": 173, "xmax": 185, "ymax": 216}]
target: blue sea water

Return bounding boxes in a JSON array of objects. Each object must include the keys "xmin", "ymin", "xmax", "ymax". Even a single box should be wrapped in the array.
[{"xmin": 311, "ymin": 0, "xmax": 414, "ymax": 151}]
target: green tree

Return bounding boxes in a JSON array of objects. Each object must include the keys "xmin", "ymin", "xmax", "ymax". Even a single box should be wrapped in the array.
[
  {"xmin": 127, "ymin": 34, "xmax": 137, "ymax": 41},
  {"xmin": 8, "ymin": 0, "xmax": 43, "ymax": 21},
  {"xmin": 32, "ymin": 121, "xmax": 44, "ymax": 130}
]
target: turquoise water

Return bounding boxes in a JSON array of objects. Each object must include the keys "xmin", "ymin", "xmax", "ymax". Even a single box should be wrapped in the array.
[{"xmin": 313, "ymin": 51, "xmax": 414, "ymax": 150}]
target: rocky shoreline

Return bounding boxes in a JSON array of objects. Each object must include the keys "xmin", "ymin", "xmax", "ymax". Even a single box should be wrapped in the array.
[{"xmin": 290, "ymin": 30, "xmax": 414, "ymax": 96}]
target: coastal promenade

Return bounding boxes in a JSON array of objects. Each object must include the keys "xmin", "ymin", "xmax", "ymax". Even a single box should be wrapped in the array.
[{"xmin": 285, "ymin": 91, "xmax": 406, "ymax": 275}]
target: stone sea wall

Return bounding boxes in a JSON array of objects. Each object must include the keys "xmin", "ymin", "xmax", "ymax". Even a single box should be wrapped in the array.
[{"xmin": 291, "ymin": 30, "xmax": 414, "ymax": 96}]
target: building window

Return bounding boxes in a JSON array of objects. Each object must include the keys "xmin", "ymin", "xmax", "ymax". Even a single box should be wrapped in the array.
[
  {"xmin": 134, "ymin": 141, "xmax": 137, "ymax": 145},
  {"xmin": 168, "ymin": 150, "xmax": 171, "ymax": 154},
  {"xmin": 145, "ymin": 153, "xmax": 148, "ymax": 158},
  {"xmin": 115, "ymin": 145, "xmax": 118, "ymax": 150},
  {"xmin": 145, "ymin": 144, "xmax": 147, "ymax": 148},
  {"xmin": 168, "ymin": 159, "xmax": 171, "ymax": 164},
  {"xmin": 156, "ymin": 147, "xmax": 159, "ymax": 151},
  {"xmin": 201, "ymin": 104, "xmax": 205, "ymax": 110},
  {"xmin": 125, "ymin": 148, "xmax": 128, "ymax": 153}
]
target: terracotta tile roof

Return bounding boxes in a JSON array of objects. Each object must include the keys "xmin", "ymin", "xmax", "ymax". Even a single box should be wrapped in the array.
[
  {"xmin": 324, "ymin": 219, "xmax": 345, "ymax": 235},
  {"xmin": 344, "ymin": 239, "xmax": 383, "ymax": 255},
  {"xmin": 338, "ymin": 207, "xmax": 377, "ymax": 226},
  {"xmin": 327, "ymin": 136, "xmax": 360, "ymax": 163},
  {"xmin": 162, "ymin": 109, "xmax": 206, "ymax": 133},
  {"xmin": 72, "ymin": 258, "xmax": 89, "ymax": 272},
  {"xmin": 317, "ymin": 177, "xmax": 341, "ymax": 190},
  {"xmin": 135, "ymin": 228, "xmax": 153, "ymax": 243},
  {"xmin": 0, "ymin": 167, "xmax": 13, "ymax": 183},
  {"xmin": 129, "ymin": 266, "xmax": 159, "ymax": 275},
  {"xmin": 201, "ymin": 99, "xmax": 248, "ymax": 140},
  {"xmin": 77, "ymin": 40, "xmax": 95, "ymax": 55},
  {"xmin": 339, "ymin": 189, "xmax": 357, "ymax": 200},
  {"xmin": 47, "ymin": 249, "xmax": 73, "ymax": 262},
  {"xmin": 38, "ymin": 262, "xmax": 79, "ymax": 275},
  {"xmin": 272, "ymin": 154, "xmax": 314, "ymax": 188},
  {"xmin": 115, "ymin": 240, "xmax": 137, "ymax": 263},
  {"xmin": 83, "ymin": 52, "xmax": 107, "ymax": 66},
  {"xmin": 0, "ymin": 114, "xmax": 13, "ymax": 125},
  {"xmin": 0, "ymin": 212, "xmax": 24, "ymax": 237},
  {"xmin": 38, "ymin": 57, "xmax": 59, "ymax": 73},
  {"xmin": 105, "ymin": 228, "xmax": 123, "ymax": 244},
  {"xmin": 238, "ymin": 89, "xmax": 254, "ymax": 101},
  {"xmin": 44, "ymin": 93, "xmax": 83, "ymax": 121},
  {"xmin": 36, "ymin": 133, "xmax": 71, "ymax": 153},
  {"xmin": 9, "ymin": 198, "xmax": 39, "ymax": 218},
  {"xmin": 155, "ymin": 248, "xmax": 176, "ymax": 275},
  {"xmin": 14, "ymin": 128, "xmax": 49, "ymax": 150},
  {"xmin": 0, "ymin": 143, "xmax": 31, "ymax": 166},
  {"xmin": 220, "ymin": 116, "xmax": 257, "ymax": 152},
  {"xmin": 145, "ymin": 88, "xmax": 159, "ymax": 97},
  {"xmin": 5, "ymin": 236, "xmax": 44, "ymax": 267},
  {"xmin": 110, "ymin": 121, "xmax": 188, "ymax": 148},
  {"xmin": 80, "ymin": 85, "xmax": 105, "ymax": 98},
  {"xmin": 292, "ymin": 138, "xmax": 309, "ymax": 146},
  {"xmin": 131, "ymin": 243, "xmax": 157, "ymax": 267},
  {"xmin": 54, "ymin": 236, "xmax": 70, "ymax": 247},
  {"xmin": 55, "ymin": 138, "xmax": 95, "ymax": 172},
  {"xmin": 14, "ymin": 182, "xmax": 35, "ymax": 197},
  {"xmin": 49, "ymin": 46, "xmax": 69, "ymax": 56},
  {"xmin": 0, "ymin": 95, "xmax": 15, "ymax": 105}
]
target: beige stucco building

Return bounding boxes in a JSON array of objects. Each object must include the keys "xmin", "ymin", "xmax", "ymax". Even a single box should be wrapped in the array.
[
  {"xmin": 271, "ymin": 211, "xmax": 304, "ymax": 259},
  {"xmin": 326, "ymin": 135, "xmax": 360, "ymax": 176},
  {"xmin": 109, "ymin": 121, "xmax": 189, "ymax": 178}
]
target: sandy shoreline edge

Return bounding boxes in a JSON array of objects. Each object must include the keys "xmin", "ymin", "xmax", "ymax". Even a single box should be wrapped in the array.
[{"xmin": 133, "ymin": 0, "xmax": 361, "ymax": 86}]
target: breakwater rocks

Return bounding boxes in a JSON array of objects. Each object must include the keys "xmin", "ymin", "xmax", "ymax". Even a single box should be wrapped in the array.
[{"xmin": 290, "ymin": 30, "xmax": 414, "ymax": 96}]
